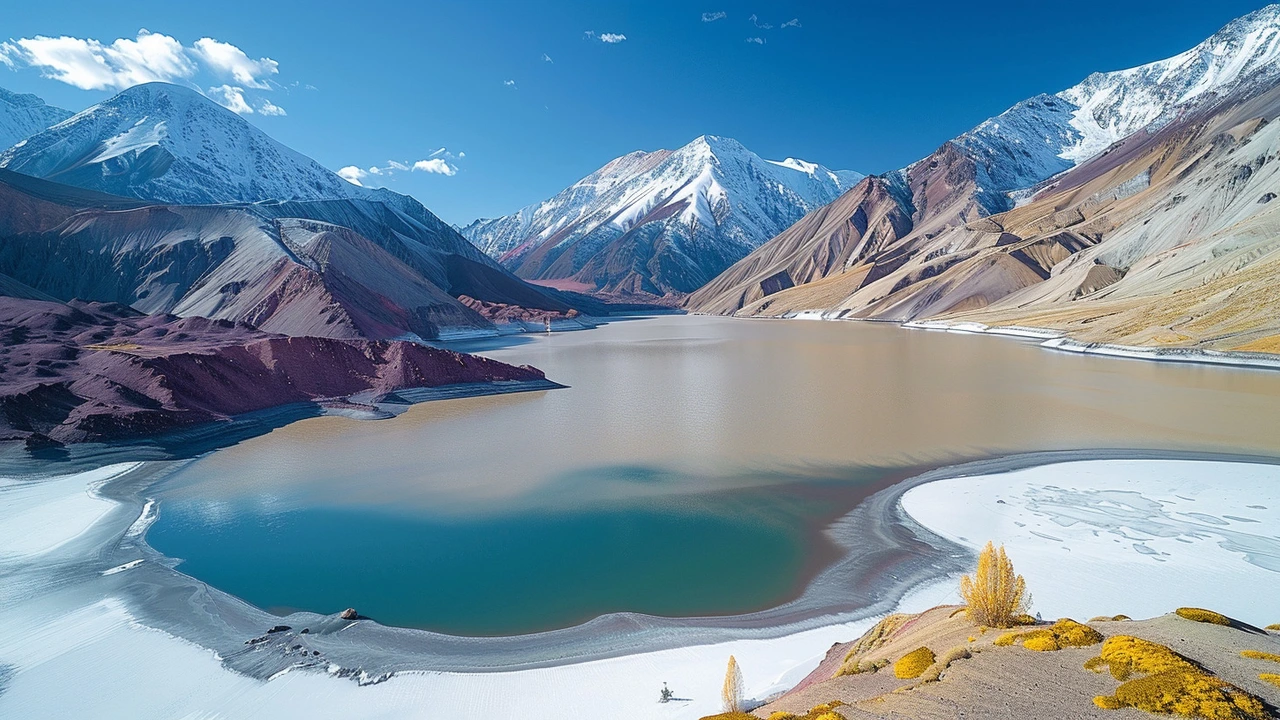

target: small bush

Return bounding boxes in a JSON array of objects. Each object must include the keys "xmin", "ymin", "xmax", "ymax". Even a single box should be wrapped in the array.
[
  {"xmin": 959, "ymin": 542, "xmax": 1030, "ymax": 628},
  {"xmin": 914, "ymin": 645, "xmax": 972, "ymax": 684},
  {"xmin": 835, "ymin": 614, "xmax": 912, "ymax": 677},
  {"xmin": 1089, "ymin": 615, "xmax": 1132, "ymax": 622},
  {"xmin": 994, "ymin": 618, "xmax": 1103, "ymax": 651},
  {"xmin": 1086, "ymin": 636, "xmax": 1268, "ymax": 720},
  {"xmin": 755, "ymin": 701, "xmax": 847, "ymax": 720},
  {"xmin": 1175, "ymin": 607, "xmax": 1233, "ymax": 626},
  {"xmin": 1241, "ymin": 650, "xmax": 1280, "ymax": 664},
  {"xmin": 894, "ymin": 646, "xmax": 936, "ymax": 679},
  {"xmin": 1266, "ymin": 623, "xmax": 1280, "ymax": 632},
  {"xmin": 1261, "ymin": 673, "xmax": 1280, "ymax": 689}
]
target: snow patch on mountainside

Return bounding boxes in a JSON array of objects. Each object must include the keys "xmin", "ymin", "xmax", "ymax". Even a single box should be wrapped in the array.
[
  {"xmin": 0, "ymin": 86, "xmax": 72, "ymax": 151},
  {"xmin": 955, "ymin": 4, "xmax": 1280, "ymax": 206},
  {"xmin": 463, "ymin": 135, "xmax": 863, "ymax": 264}
]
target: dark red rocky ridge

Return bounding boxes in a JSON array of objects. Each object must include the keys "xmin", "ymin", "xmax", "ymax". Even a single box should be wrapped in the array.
[{"xmin": 0, "ymin": 295, "xmax": 546, "ymax": 446}]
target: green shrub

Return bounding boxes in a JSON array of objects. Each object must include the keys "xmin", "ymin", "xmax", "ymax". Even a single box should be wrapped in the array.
[{"xmin": 894, "ymin": 647, "xmax": 935, "ymax": 679}]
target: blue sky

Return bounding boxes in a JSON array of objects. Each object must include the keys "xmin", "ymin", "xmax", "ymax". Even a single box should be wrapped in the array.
[{"xmin": 0, "ymin": 0, "xmax": 1272, "ymax": 224}]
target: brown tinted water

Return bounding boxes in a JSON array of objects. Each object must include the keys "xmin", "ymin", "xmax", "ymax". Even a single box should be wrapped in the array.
[{"xmin": 149, "ymin": 316, "xmax": 1280, "ymax": 633}]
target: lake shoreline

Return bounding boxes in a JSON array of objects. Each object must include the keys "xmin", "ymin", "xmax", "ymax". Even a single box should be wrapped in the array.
[
  {"xmin": 4, "ymin": 448, "xmax": 1277, "ymax": 675},
  {"xmin": 3, "ymin": 448, "xmax": 1278, "ymax": 718}
]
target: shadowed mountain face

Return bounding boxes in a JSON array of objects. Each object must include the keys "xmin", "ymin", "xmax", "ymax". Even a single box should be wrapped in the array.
[
  {"xmin": 0, "ymin": 87, "xmax": 72, "ymax": 151},
  {"xmin": 462, "ymin": 135, "xmax": 863, "ymax": 297},
  {"xmin": 0, "ymin": 295, "xmax": 546, "ymax": 446},
  {"xmin": 689, "ymin": 6, "xmax": 1280, "ymax": 351},
  {"xmin": 0, "ymin": 82, "xmax": 598, "ymax": 327},
  {"xmin": 0, "ymin": 170, "xmax": 577, "ymax": 340}
]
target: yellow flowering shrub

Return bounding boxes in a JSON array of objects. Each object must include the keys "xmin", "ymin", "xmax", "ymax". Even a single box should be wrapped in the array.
[
  {"xmin": 1086, "ymin": 636, "xmax": 1267, "ymax": 719},
  {"xmin": 894, "ymin": 647, "xmax": 936, "ymax": 679},
  {"xmin": 994, "ymin": 618, "xmax": 1103, "ymax": 651},
  {"xmin": 1240, "ymin": 650, "xmax": 1280, "ymax": 664},
  {"xmin": 1175, "ymin": 607, "xmax": 1233, "ymax": 626},
  {"xmin": 1260, "ymin": 673, "xmax": 1280, "ymax": 688}
]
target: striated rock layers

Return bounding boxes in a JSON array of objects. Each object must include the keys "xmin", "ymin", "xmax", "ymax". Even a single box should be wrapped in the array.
[{"xmin": 0, "ymin": 295, "xmax": 546, "ymax": 445}]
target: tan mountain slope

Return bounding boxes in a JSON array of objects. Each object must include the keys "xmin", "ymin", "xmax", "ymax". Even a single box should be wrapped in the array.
[{"xmin": 690, "ymin": 76, "xmax": 1280, "ymax": 353}]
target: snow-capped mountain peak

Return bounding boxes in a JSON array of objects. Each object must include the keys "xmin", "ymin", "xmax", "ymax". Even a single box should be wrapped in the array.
[
  {"xmin": 954, "ymin": 4, "xmax": 1280, "ymax": 209},
  {"xmin": 462, "ymin": 134, "xmax": 863, "ymax": 295},
  {"xmin": 0, "ymin": 82, "xmax": 372, "ymax": 206}
]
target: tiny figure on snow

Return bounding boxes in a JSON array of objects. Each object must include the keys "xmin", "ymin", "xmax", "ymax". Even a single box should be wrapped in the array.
[{"xmin": 659, "ymin": 682, "xmax": 674, "ymax": 703}]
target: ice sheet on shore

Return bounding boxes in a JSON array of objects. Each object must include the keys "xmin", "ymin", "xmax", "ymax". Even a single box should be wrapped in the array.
[
  {"xmin": 901, "ymin": 459, "xmax": 1280, "ymax": 623},
  {"xmin": 2, "ymin": 457, "xmax": 1278, "ymax": 719}
]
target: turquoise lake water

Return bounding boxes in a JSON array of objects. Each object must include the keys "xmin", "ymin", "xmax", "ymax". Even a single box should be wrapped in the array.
[{"xmin": 146, "ymin": 315, "xmax": 1280, "ymax": 636}]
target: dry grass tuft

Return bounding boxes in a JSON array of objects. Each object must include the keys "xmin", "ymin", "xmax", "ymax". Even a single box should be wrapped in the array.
[
  {"xmin": 1089, "ymin": 615, "xmax": 1132, "ymax": 622},
  {"xmin": 1266, "ymin": 624, "xmax": 1280, "ymax": 632},
  {"xmin": 914, "ymin": 645, "xmax": 973, "ymax": 684},
  {"xmin": 995, "ymin": 618, "xmax": 1103, "ymax": 651},
  {"xmin": 834, "ymin": 614, "xmax": 912, "ymax": 678},
  {"xmin": 1260, "ymin": 673, "xmax": 1280, "ymax": 689},
  {"xmin": 1175, "ymin": 607, "xmax": 1233, "ymax": 626},
  {"xmin": 1241, "ymin": 650, "xmax": 1280, "ymax": 664},
  {"xmin": 1086, "ymin": 635, "xmax": 1267, "ymax": 719},
  {"xmin": 758, "ymin": 700, "xmax": 847, "ymax": 720},
  {"xmin": 894, "ymin": 647, "xmax": 936, "ymax": 680},
  {"xmin": 959, "ymin": 542, "xmax": 1030, "ymax": 628}
]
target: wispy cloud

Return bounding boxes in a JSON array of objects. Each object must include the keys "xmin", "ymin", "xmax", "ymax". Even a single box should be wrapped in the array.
[
  {"xmin": 190, "ymin": 37, "xmax": 277, "ymax": 88},
  {"xmin": 701, "ymin": 11, "xmax": 727, "ymax": 22},
  {"xmin": 781, "ymin": 18, "xmax": 801, "ymax": 28},
  {"xmin": 745, "ymin": 37, "xmax": 766, "ymax": 45},
  {"xmin": 257, "ymin": 98, "xmax": 286, "ymax": 116},
  {"xmin": 503, "ymin": 79, "xmax": 517, "ymax": 88},
  {"xmin": 749, "ymin": 14, "xmax": 773, "ymax": 29},
  {"xmin": 542, "ymin": 53, "xmax": 554, "ymax": 63},
  {"xmin": 345, "ymin": 150, "xmax": 463, "ymax": 184},
  {"xmin": 207, "ymin": 84, "xmax": 252, "ymax": 114},
  {"xmin": 584, "ymin": 30, "xmax": 627, "ymax": 43}
]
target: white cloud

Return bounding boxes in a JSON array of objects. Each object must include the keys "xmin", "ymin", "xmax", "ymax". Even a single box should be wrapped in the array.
[
  {"xmin": 503, "ymin": 79, "xmax": 516, "ymax": 88},
  {"xmin": 749, "ymin": 14, "xmax": 773, "ymax": 29},
  {"xmin": 353, "ymin": 153, "xmax": 461, "ymax": 182},
  {"xmin": 191, "ymin": 37, "xmax": 278, "ymax": 89},
  {"xmin": 413, "ymin": 158, "xmax": 457, "ymax": 176},
  {"xmin": 782, "ymin": 18, "xmax": 801, "ymax": 28},
  {"xmin": 257, "ymin": 98, "xmax": 286, "ymax": 116},
  {"xmin": 337, "ymin": 166, "xmax": 366, "ymax": 186},
  {"xmin": 701, "ymin": 12, "xmax": 727, "ymax": 22},
  {"xmin": 584, "ymin": 31, "xmax": 627, "ymax": 44},
  {"xmin": 542, "ymin": 53, "xmax": 554, "ymax": 63},
  {"xmin": 3, "ymin": 30, "xmax": 196, "ymax": 91},
  {"xmin": 207, "ymin": 84, "xmax": 252, "ymax": 114},
  {"xmin": 745, "ymin": 37, "xmax": 766, "ymax": 45},
  {"xmin": 0, "ymin": 43, "xmax": 18, "ymax": 68}
]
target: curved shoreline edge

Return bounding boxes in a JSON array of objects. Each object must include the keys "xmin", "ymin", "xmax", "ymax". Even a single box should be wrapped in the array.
[
  {"xmin": 900, "ymin": 319, "xmax": 1280, "ymax": 371},
  {"xmin": 6, "ymin": 447, "xmax": 1280, "ymax": 688}
]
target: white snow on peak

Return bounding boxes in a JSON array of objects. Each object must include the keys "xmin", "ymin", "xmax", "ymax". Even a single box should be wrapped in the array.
[
  {"xmin": 462, "ymin": 134, "xmax": 864, "ymax": 261},
  {"xmin": 0, "ymin": 85, "xmax": 73, "ymax": 152},
  {"xmin": 0, "ymin": 82, "xmax": 399, "ymax": 209},
  {"xmin": 954, "ymin": 4, "xmax": 1280, "ymax": 207}
]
